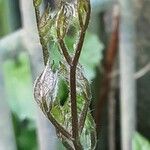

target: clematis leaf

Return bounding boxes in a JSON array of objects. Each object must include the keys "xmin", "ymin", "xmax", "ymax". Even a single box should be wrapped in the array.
[
  {"xmin": 34, "ymin": 60, "xmax": 58, "ymax": 111},
  {"xmin": 77, "ymin": 0, "xmax": 90, "ymax": 27},
  {"xmin": 80, "ymin": 112, "xmax": 97, "ymax": 150},
  {"xmin": 56, "ymin": 1, "xmax": 75, "ymax": 39},
  {"xmin": 39, "ymin": 5, "xmax": 51, "ymax": 27}
]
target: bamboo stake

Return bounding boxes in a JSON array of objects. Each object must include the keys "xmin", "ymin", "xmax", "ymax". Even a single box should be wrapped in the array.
[{"xmin": 119, "ymin": 0, "xmax": 137, "ymax": 149}]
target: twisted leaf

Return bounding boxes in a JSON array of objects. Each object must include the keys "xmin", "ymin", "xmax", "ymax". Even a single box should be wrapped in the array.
[
  {"xmin": 34, "ymin": 60, "xmax": 58, "ymax": 110},
  {"xmin": 77, "ymin": 0, "xmax": 90, "ymax": 27},
  {"xmin": 39, "ymin": 5, "xmax": 53, "ymax": 43}
]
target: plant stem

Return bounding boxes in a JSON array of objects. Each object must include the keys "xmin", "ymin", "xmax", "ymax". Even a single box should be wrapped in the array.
[
  {"xmin": 58, "ymin": 38, "xmax": 72, "ymax": 65},
  {"xmin": 70, "ymin": 71, "xmax": 82, "ymax": 140},
  {"xmin": 70, "ymin": 66, "xmax": 83, "ymax": 149},
  {"xmin": 62, "ymin": 139, "xmax": 74, "ymax": 150},
  {"xmin": 70, "ymin": 67, "xmax": 78, "ymax": 140},
  {"xmin": 47, "ymin": 113, "xmax": 72, "ymax": 140},
  {"xmin": 73, "ymin": 1, "xmax": 91, "ymax": 66},
  {"xmin": 69, "ymin": 1, "xmax": 91, "ymax": 149}
]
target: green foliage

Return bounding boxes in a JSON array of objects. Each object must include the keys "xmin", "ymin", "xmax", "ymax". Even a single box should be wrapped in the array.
[
  {"xmin": 133, "ymin": 133, "xmax": 150, "ymax": 150},
  {"xmin": 3, "ymin": 53, "xmax": 36, "ymax": 120},
  {"xmin": 3, "ymin": 53, "xmax": 37, "ymax": 150},
  {"xmin": 12, "ymin": 114, "xmax": 38, "ymax": 150},
  {"xmin": 57, "ymin": 79, "xmax": 69, "ymax": 106}
]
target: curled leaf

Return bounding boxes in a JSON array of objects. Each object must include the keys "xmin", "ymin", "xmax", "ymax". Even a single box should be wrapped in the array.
[
  {"xmin": 77, "ymin": 0, "xmax": 90, "ymax": 27},
  {"xmin": 56, "ymin": 1, "xmax": 75, "ymax": 39},
  {"xmin": 39, "ymin": 5, "xmax": 53, "ymax": 39},
  {"xmin": 39, "ymin": 5, "xmax": 51, "ymax": 27},
  {"xmin": 34, "ymin": 60, "xmax": 58, "ymax": 110},
  {"xmin": 80, "ymin": 112, "xmax": 97, "ymax": 150}
]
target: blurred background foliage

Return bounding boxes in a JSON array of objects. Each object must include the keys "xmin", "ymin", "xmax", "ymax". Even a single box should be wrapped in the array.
[
  {"xmin": 133, "ymin": 133, "xmax": 150, "ymax": 150},
  {"xmin": 0, "ymin": 0, "xmax": 150, "ymax": 150}
]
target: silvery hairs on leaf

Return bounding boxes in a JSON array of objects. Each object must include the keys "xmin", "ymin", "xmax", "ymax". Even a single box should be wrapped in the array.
[{"xmin": 34, "ymin": 59, "xmax": 58, "ymax": 108}]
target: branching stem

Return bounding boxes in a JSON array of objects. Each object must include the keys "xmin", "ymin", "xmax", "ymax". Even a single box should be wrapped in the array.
[
  {"xmin": 33, "ymin": 0, "xmax": 92, "ymax": 149},
  {"xmin": 68, "ymin": 1, "xmax": 91, "ymax": 149},
  {"xmin": 73, "ymin": 1, "xmax": 91, "ymax": 66}
]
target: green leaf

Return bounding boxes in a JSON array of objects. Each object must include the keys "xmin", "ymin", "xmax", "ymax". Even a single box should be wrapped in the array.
[
  {"xmin": 56, "ymin": 2, "xmax": 74, "ymax": 39},
  {"xmin": 57, "ymin": 79, "xmax": 69, "ymax": 106},
  {"xmin": 51, "ymin": 105, "xmax": 65, "ymax": 124},
  {"xmin": 49, "ymin": 42, "xmax": 61, "ymax": 70},
  {"xmin": 80, "ymin": 112, "xmax": 97, "ymax": 150},
  {"xmin": 34, "ymin": 59, "xmax": 58, "ymax": 111},
  {"xmin": 133, "ymin": 132, "xmax": 150, "ymax": 150},
  {"xmin": 12, "ymin": 114, "xmax": 37, "ymax": 150}
]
